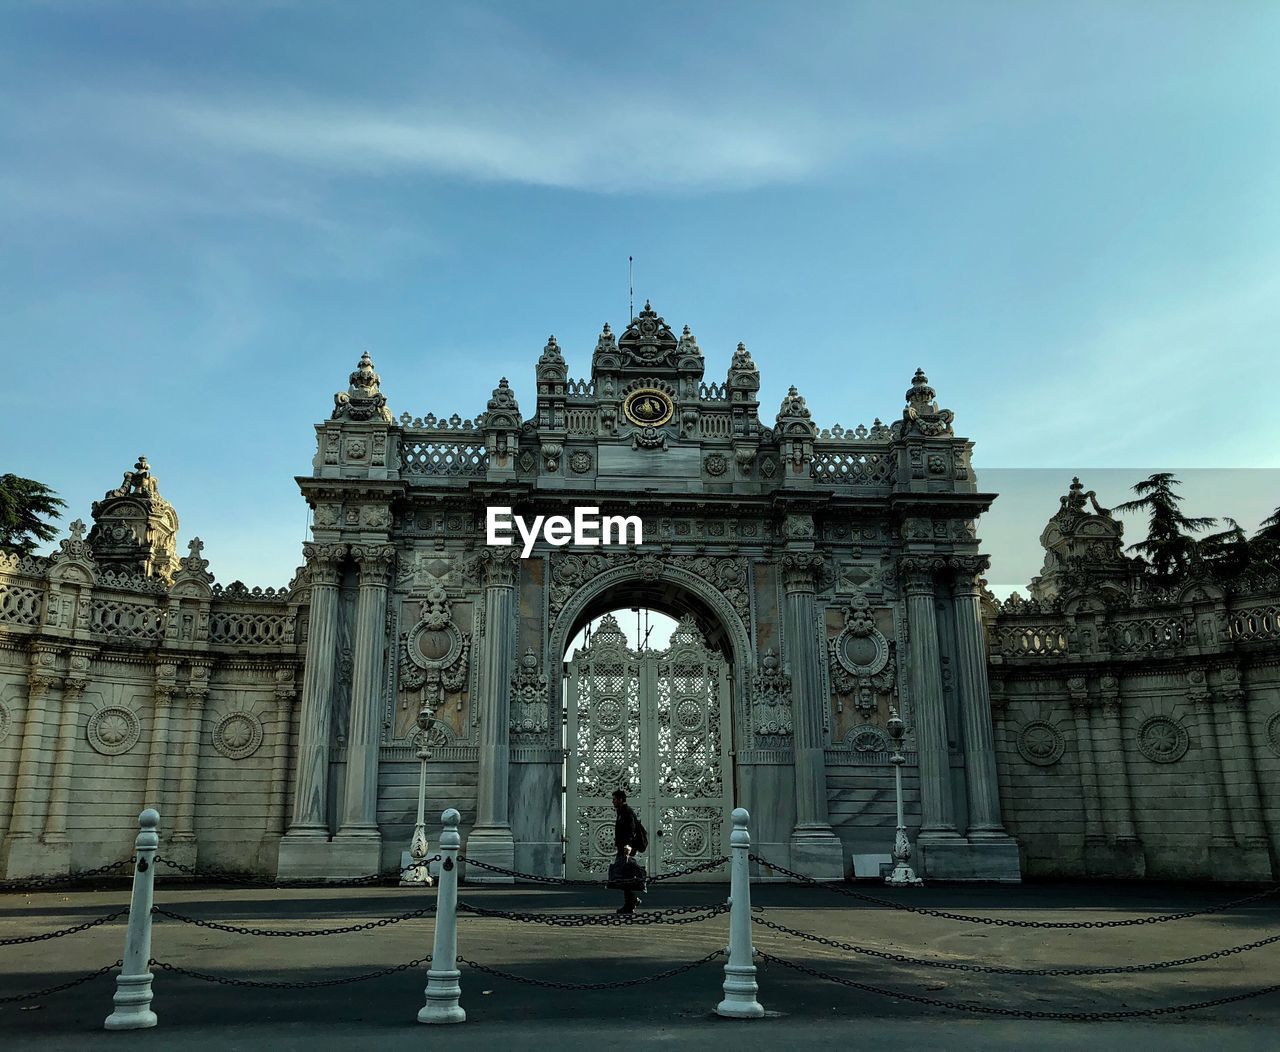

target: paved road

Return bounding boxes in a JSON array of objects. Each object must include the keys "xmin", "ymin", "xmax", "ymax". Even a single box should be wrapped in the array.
[{"xmin": 2, "ymin": 877, "xmax": 1278, "ymax": 1049}]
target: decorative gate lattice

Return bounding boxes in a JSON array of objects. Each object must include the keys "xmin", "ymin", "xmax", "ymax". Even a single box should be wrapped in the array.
[{"xmin": 566, "ymin": 613, "xmax": 730, "ymax": 882}]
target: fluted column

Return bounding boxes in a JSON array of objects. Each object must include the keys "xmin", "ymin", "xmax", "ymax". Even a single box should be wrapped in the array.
[
  {"xmin": 171, "ymin": 664, "xmax": 211, "ymax": 848},
  {"xmin": 949, "ymin": 557, "xmax": 1007, "ymax": 835},
  {"xmin": 143, "ymin": 665, "xmax": 178, "ymax": 814},
  {"xmin": 268, "ymin": 668, "xmax": 298, "ymax": 838},
  {"xmin": 781, "ymin": 551, "xmax": 832, "ymax": 832},
  {"xmin": 1188, "ymin": 676, "xmax": 1234, "ymax": 850},
  {"xmin": 41, "ymin": 655, "xmax": 90, "ymax": 844},
  {"xmin": 1218, "ymin": 680, "xmax": 1268, "ymax": 849},
  {"xmin": 1067, "ymin": 681, "xmax": 1105, "ymax": 845},
  {"xmin": 1097, "ymin": 684, "xmax": 1139, "ymax": 841},
  {"xmin": 339, "ymin": 544, "xmax": 395, "ymax": 839},
  {"xmin": 901, "ymin": 558, "xmax": 956, "ymax": 838},
  {"xmin": 285, "ymin": 543, "xmax": 347, "ymax": 836},
  {"xmin": 467, "ymin": 548, "xmax": 519, "ymax": 879},
  {"xmin": 6, "ymin": 664, "xmax": 59, "ymax": 842}
]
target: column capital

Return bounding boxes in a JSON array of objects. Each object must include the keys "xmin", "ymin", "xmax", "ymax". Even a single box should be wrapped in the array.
[
  {"xmin": 303, "ymin": 542, "xmax": 349, "ymax": 586},
  {"xmin": 477, "ymin": 547, "xmax": 521, "ymax": 588},
  {"xmin": 898, "ymin": 555, "xmax": 944, "ymax": 596},
  {"xmin": 351, "ymin": 543, "xmax": 396, "ymax": 583},
  {"xmin": 780, "ymin": 551, "xmax": 824, "ymax": 594},
  {"xmin": 273, "ymin": 665, "xmax": 299, "ymax": 702},
  {"xmin": 947, "ymin": 554, "xmax": 991, "ymax": 595},
  {"xmin": 185, "ymin": 662, "xmax": 213, "ymax": 704}
]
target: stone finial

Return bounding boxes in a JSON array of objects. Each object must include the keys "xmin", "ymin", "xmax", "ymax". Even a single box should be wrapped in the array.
[
  {"xmin": 539, "ymin": 335, "xmax": 564, "ymax": 366},
  {"xmin": 1029, "ymin": 476, "xmax": 1129, "ymax": 602},
  {"xmin": 332, "ymin": 351, "xmax": 393, "ymax": 423},
  {"xmin": 905, "ymin": 367, "xmax": 936, "ymax": 411},
  {"xmin": 487, "ymin": 377, "xmax": 520, "ymax": 413},
  {"xmin": 776, "ymin": 385, "xmax": 812, "ymax": 423},
  {"xmin": 902, "ymin": 366, "xmax": 955, "ymax": 437},
  {"xmin": 88, "ymin": 456, "xmax": 179, "ymax": 582},
  {"xmin": 595, "ymin": 322, "xmax": 618, "ymax": 356},
  {"xmin": 677, "ymin": 324, "xmax": 702, "ymax": 358}
]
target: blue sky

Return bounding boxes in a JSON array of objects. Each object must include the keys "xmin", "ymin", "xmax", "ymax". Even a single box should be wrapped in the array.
[{"xmin": 3, "ymin": 2, "xmax": 1278, "ymax": 594}]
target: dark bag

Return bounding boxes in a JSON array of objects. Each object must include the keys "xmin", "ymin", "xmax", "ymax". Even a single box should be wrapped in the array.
[
  {"xmin": 607, "ymin": 857, "xmax": 648, "ymax": 891},
  {"xmin": 632, "ymin": 816, "xmax": 649, "ymax": 854}
]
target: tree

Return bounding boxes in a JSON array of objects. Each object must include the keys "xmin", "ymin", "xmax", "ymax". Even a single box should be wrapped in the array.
[
  {"xmin": 1247, "ymin": 506, "xmax": 1280, "ymax": 573},
  {"xmin": 1112, "ymin": 473, "xmax": 1216, "ymax": 581},
  {"xmin": 1197, "ymin": 517, "xmax": 1251, "ymax": 579},
  {"xmin": 0, "ymin": 474, "xmax": 66, "ymax": 555}
]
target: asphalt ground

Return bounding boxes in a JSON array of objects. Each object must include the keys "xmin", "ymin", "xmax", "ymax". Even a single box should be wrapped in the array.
[{"xmin": 2, "ymin": 876, "xmax": 1279, "ymax": 1050}]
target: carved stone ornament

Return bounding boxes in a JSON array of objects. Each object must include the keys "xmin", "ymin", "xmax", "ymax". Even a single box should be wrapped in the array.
[
  {"xmin": 704, "ymin": 452, "xmax": 729, "ymax": 477},
  {"xmin": 410, "ymin": 717, "xmax": 452, "ymax": 750},
  {"xmin": 829, "ymin": 594, "xmax": 895, "ymax": 717},
  {"xmin": 87, "ymin": 706, "xmax": 141, "ymax": 756},
  {"xmin": 332, "ymin": 351, "xmax": 393, "ymax": 423},
  {"xmin": 0, "ymin": 701, "xmax": 10, "ymax": 744},
  {"xmin": 1016, "ymin": 720, "xmax": 1065, "ymax": 767},
  {"xmin": 400, "ymin": 584, "xmax": 470, "ymax": 715},
  {"xmin": 1137, "ymin": 715, "xmax": 1190, "ymax": 764},
  {"xmin": 622, "ymin": 387, "xmax": 674, "ymax": 428},
  {"xmin": 751, "ymin": 649, "xmax": 792, "ymax": 739},
  {"xmin": 510, "ymin": 647, "xmax": 550, "ymax": 737},
  {"xmin": 213, "ymin": 711, "xmax": 264, "ymax": 760},
  {"xmin": 1266, "ymin": 711, "xmax": 1280, "ymax": 758},
  {"xmin": 845, "ymin": 723, "xmax": 893, "ymax": 754},
  {"xmin": 569, "ymin": 450, "xmax": 593, "ymax": 474}
]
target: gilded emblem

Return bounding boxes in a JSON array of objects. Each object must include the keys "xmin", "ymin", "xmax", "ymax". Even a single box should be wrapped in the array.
[{"xmin": 622, "ymin": 387, "xmax": 674, "ymax": 428}]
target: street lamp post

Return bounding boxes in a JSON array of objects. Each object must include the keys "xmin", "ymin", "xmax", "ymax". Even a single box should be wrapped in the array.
[
  {"xmin": 885, "ymin": 707, "xmax": 923, "ymax": 887},
  {"xmin": 402, "ymin": 711, "xmax": 435, "ymax": 887}
]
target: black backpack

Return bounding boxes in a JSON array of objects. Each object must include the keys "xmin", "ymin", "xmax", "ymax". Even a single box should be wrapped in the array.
[{"xmin": 632, "ymin": 812, "xmax": 649, "ymax": 854}]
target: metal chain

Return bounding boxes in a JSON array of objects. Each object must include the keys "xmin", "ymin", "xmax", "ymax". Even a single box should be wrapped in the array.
[
  {"xmin": 153, "ymin": 903, "xmax": 436, "ymax": 938},
  {"xmin": 456, "ymin": 899, "xmax": 730, "ymax": 927},
  {"xmin": 753, "ymin": 914, "xmax": 1280, "ymax": 976},
  {"xmin": 0, "ymin": 859, "xmax": 134, "ymax": 893},
  {"xmin": 0, "ymin": 961, "xmax": 121, "ymax": 1004},
  {"xmin": 457, "ymin": 854, "xmax": 730, "ymax": 885},
  {"xmin": 756, "ymin": 949, "xmax": 1280, "ymax": 1021},
  {"xmin": 458, "ymin": 948, "xmax": 724, "ymax": 991},
  {"xmin": 152, "ymin": 855, "xmax": 441, "ymax": 889},
  {"xmin": 749, "ymin": 853, "xmax": 1280, "ymax": 928},
  {"xmin": 0, "ymin": 907, "xmax": 129, "ymax": 947},
  {"xmin": 149, "ymin": 955, "xmax": 432, "ymax": 989}
]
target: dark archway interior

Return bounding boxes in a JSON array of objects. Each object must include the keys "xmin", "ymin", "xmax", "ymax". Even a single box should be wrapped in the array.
[{"xmin": 558, "ymin": 579, "xmax": 735, "ymax": 662}]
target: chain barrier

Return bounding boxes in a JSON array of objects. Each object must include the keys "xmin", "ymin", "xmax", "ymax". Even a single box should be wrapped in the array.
[
  {"xmin": 152, "ymin": 855, "xmax": 441, "ymax": 889},
  {"xmin": 0, "ymin": 961, "xmax": 121, "ymax": 1004},
  {"xmin": 752, "ymin": 913, "xmax": 1280, "ymax": 976},
  {"xmin": 756, "ymin": 949, "xmax": 1280, "ymax": 1021},
  {"xmin": 458, "ymin": 948, "xmax": 725, "ymax": 991},
  {"xmin": 0, "ymin": 859, "xmax": 134, "ymax": 894},
  {"xmin": 457, "ymin": 899, "xmax": 730, "ymax": 927},
  {"xmin": 149, "ymin": 955, "xmax": 433, "ymax": 990},
  {"xmin": 153, "ymin": 904, "xmax": 436, "ymax": 938},
  {"xmin": 750, "ymin": 853, "xmax": 1280, "ymax": 928},
  {"xmin": 0, "ymin": 907, "xmax": 129, "ymax": 947},
  {"xmin": 456, "ymin": 854, "xmax": 731, "ymax": 885}
]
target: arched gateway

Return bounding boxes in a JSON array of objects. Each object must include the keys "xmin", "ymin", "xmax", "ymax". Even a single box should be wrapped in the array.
[{"xmin": 276, "ymin": 303, "xmax": 1021, "ymax": 882}]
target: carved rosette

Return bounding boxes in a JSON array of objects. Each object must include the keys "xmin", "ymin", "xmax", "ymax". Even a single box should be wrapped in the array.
[
  {"xmin": 87, "ymin": 706, "xmax": 141, "ymax": 756},
  {"xmin": 1137, "ymin": 715, "xmax": 1190, "ymax": 764},
  {"xmin": 829, "ymin": 593, "xmax": 896, "ymax": 718},
  {"xmin": 751, "ymin": 649, "xmax": 792, "ymax": 740},
  {"xmin": 213, "ymin": 712, "xmax": 264, "ymax": 760},
  {"xmin": 1016, "ymin": 720, "xmax": 1065, "ymax": 766},
  {"xmin": 510, "ymin": 647, "xmax": 550, "ymax": 739}
]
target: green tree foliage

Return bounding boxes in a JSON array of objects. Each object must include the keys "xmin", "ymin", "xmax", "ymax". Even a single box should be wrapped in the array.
[
  {"xmin": 1113, "ymin": 473, "xmax": 1217, "ymax": 581},
  {"xmin": 0, "ymin": 474, "xmax": 66, "ymax": 555}
]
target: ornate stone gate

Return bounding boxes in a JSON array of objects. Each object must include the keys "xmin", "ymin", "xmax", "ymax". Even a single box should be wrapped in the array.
[
  {"xmin": 272, "ymin": 301, "xmax": 1021, "ymax": 883},
  {"xmin": 566, "ymin": 613, "xmax": 731, "ymax": 881}
]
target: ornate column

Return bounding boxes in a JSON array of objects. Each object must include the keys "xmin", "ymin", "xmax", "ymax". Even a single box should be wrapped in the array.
[
  {"xmin": 40, "ymin": 648, "xmax": 93, "ymax": 859},
  {"xmin": 467, "ymin": 548, "xmax": 520, "ymax": 878},
  {"xmin": 278, "ymin": 543, "xmax": 347, "ymax": 877},
  {"xmin": 781, "ymin": 546, "xmax": 843, "ymax": 878},
  {"xmin": 949, "ymin": 557, "xmax": 1010, "ymax": 837},
  {"xmin": 1088, "ymin": 677, "xmax": 1145, "ymax": 877},
  {"xmin": 267, "ymin": 667, "xmax": 298, "ymax": 839},
  {"xmin": 1, "ymin": 651, "xmax": 61, "ymax": 876},
  {"xmin": 1217, "ymin": 672, "xmax": 1269, "ymax": 853},
  {"xmin": 339, "ymin": 544, "xmax": 395, "ymax": 841},
  {"xmin": 900, "ymin": 557, "xmax": 956, "ymax": 839},
  {"xmin": 143, "ymin": 663, "xmax": 178, "ymax": 814},
  {"xmin": 169, "ymin": 663, "xmax": 211, "ymax": 867},
  {"xmin": 1187, "ymin": 671, "xmax": 1235, "ymax": 857},
  {"xmin": 1067, "ymin": 678, "xmax": 1106, "ymax": 849}
]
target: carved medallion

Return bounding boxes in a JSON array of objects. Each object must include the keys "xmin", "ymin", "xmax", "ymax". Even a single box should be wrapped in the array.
[
  {"xmin": 703, "ymin": 452, "xmax": 729, "ymax": 476},
  {"xmin": 213, "ymin": 712, "xmax": 264, "ymax": 760},
  {"xmin": 622, "ymin": 387, "xmax": 674, "ymax": 428},
  {"xmin": 569, "ymin": 450, "xmax": 593, "ymax": 474},
  {"xmin": 87, "ymin": 706, "xmax": 141, "ymax": 756},
  {"xmin": 1016, "ymin": 720, "xmax": 1064, "ymax": 766},
  {"xmin": 1137, "ymin": 715, "xmax": 1189, "ymax": 763},
  {"xmin": 846, "ymin": 724, "xmax": 893, "ymax": 753},
  {"xmin": 1266, "ymin": 712, "xmax": 1280, "ymax": 758}
]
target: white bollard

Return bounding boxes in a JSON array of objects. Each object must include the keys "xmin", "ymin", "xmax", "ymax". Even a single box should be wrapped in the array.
[
  {"xmin": 105, "ymin": 808, "xmax": 160, "ymax": 1031},
  {"xmin": 418, "ymin": 807, "xmax": 465, "ymax": 1024},
  {"xmin": 716, "ymin": 807, "xmax": 764, "ymax": 1019}
]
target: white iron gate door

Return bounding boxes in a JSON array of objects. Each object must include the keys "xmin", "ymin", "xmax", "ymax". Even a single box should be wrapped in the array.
[{"xmin": 566, "ymin": 614, "xmax": 730, "ymax": 882}]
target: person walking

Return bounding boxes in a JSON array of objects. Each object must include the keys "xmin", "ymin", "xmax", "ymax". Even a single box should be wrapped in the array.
[{"xmin": 610, "ymin": 789, "xmax": 647, "ymax": 914}]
